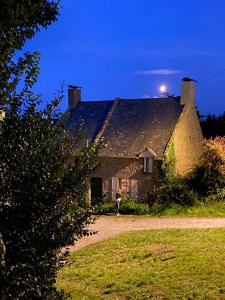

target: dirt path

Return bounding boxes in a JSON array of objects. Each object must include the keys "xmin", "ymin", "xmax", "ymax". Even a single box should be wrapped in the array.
[{"xmin": 69, "ymin": 216, "xmax": 225, "ymax": 251}]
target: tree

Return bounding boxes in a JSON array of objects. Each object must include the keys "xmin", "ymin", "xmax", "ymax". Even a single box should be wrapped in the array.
[
  {"xmin": 201, "ymin": 112, "xmax": 225, "ymax": 138},
  {"xmin": 0, "ymin": 0, "xmax": 59, "ymax": 104},
  {"xmin": 0, "ymin": 1, "xmax": 99, "ymax": 299}
]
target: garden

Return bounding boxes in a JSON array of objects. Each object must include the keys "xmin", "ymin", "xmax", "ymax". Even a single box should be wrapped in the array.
[{"xmin": 96, "ymin": 137, "xmax": 225, "ymax": 217}]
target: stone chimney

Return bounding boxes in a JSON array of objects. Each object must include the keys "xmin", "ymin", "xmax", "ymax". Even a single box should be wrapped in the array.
[
  {"xmin": 68, "ymin": 85, "xmax": 81, "ymax": 110},
  {"xmin": 180, "ymin": 77, "xmax": 196, "ymax": 106}
]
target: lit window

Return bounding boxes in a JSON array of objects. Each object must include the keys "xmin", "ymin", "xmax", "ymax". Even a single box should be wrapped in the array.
[
  {"xmin": 119, "ymin": 178, "xmax": 131, "ymax": 198},
  {"xmin": 143, "ymin": 157, "xmax": 153, "ymax": 173}
]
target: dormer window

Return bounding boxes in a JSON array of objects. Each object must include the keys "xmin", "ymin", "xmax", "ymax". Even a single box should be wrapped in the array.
[
  {"xmin": 143, "ymin": 157, "xmax": 153, "ymax": 173},
  {"xmin": 137, "ymin": 147, "xmax": 156, "ymax": 174}
]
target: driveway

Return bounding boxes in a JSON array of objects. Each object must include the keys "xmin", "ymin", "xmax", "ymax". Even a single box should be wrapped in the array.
[{"xmin": 69, "ymin": 215, "xmax": 225, "ymax": 251}]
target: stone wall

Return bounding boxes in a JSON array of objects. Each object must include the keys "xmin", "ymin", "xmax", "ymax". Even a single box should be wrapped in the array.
[
  {"xmin": 171, "ymin": 105, "xmax": 203, "ymax": 175},
  {"xmin": 94, "ymin": 157, "xmax": 160, "ymax": 201}
]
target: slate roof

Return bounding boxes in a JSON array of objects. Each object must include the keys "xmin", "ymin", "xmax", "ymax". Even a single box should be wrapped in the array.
[
  {"xmin": 67, "ymin": 97, "xmax": 183, "ymax": 159},
  {"xmin": 67, "ymin": 100, "xmax": 114, "ymax": 141}
]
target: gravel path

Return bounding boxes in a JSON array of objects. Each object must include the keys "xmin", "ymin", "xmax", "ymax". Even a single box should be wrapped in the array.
[{"xmin": 69, "ymin": 216, "xmax": 225, "ymax": 251}]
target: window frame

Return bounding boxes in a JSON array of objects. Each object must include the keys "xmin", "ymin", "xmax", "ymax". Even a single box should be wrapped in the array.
[
  {"xmin": 143, "ymin": 157, "xmax": 153, "ymax": 173},
  {"xmin": 119, "ymin": 178, "xmax": 131, "ymax": 198}
]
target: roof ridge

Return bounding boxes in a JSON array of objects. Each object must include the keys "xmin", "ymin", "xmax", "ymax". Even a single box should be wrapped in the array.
[
  {"xmin": 82, "ymin": 100, "xmax": 114, "ymax": 103},
  {"xmin": 81, "ymin": 96, "xmax": 180, "ymax": 103},
  {"xmin": 94, "ymin": 97, "xmax": 120, "ymax": 144}
]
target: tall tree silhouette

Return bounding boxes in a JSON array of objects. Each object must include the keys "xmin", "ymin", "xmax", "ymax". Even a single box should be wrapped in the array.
[{"xmin": 201, "ymin": 112, "xmax": 225, "ymax": 138}]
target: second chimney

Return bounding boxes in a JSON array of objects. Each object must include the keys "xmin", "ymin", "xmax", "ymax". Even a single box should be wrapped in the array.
[
  {"xmin": 68, "ymin": 86, "xmax": 81, "ymax": 110},
  {"xmin": 180, "ymin": 77, "xmax": 196, "ymax": 106}
]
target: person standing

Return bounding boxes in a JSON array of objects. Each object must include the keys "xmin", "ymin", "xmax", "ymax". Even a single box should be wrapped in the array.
[{"xmin": 115, "ymin": 189, "xmax": 122, "ymax": 216}]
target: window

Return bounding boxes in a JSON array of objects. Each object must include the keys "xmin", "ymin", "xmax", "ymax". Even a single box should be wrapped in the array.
[
  {"xmin": 143, "ymin": 157, "xmax": 153, "ymax": 173},
  {"xmin": 112, "ymin": 178, "xmax": 138, "ymax": 200},
  {"xmin": 119, "ymin": 178, "xmax": 131, "ymax": 198}
]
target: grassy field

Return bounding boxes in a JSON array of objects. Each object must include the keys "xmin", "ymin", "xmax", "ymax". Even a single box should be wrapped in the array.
[
  {"xmin": 148, "ymin": 201, "xmax": 225, "ymax": 217},
  {"xmin": 57, "ymin": 229, "xmax": 225, "ymax": 300}
]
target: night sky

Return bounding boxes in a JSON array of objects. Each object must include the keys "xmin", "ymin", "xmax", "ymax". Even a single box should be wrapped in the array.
[{"xmin": 23, "ymin": 0, "xmax": 225, "ymax": 115}]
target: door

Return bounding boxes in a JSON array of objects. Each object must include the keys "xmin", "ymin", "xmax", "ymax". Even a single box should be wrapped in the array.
[{"xmin": 91, "ymin": 177, "xmax": 103, "ymax": 204}]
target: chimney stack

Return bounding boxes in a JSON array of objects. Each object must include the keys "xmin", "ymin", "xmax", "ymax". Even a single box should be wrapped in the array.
[
  {"xmin": 68, "ymin": 85, "xmax": 81, "ymax": 110},
  {"xmin": 180, "ymin": 77, "xmax": 196, "ymax": 106}
]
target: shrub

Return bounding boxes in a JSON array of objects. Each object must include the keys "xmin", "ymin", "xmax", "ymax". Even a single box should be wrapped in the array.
[
  {"xmin": 186, "ymin": 166, "xmax": 225, "ymax": 196},
  {"xmin": 95, "ymin": 199, "xmax": 150, "ymax": 215},
  {"xmin": 95, "ymin": 202, "xmax": 116, "ymax": 214},
  {"xmin": 120, "ymin": 199, "xmax": 150, "ymax": 215},
  {"xmin": 204, "ymin": 190, "xmax": 225, "ymax": 203},
  {"xmin": 203, "ymin": 137, "xmax": 225, "ymax": 176},
  {"xmin": 185, "ymin": 137, "xmax": 225, "ymax": 196},
  {"xmin": 156, "ymin": 179, "xmax": 199, "ymax": 207},
  {"xmin": 216, "ymin": 187, "xmax": 225, "ymax": 200}
]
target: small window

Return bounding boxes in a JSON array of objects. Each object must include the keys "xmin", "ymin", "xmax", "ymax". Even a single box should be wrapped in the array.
[{"xmin": 143, "ymin": 157, "xmax": 153, "ymax": 173}]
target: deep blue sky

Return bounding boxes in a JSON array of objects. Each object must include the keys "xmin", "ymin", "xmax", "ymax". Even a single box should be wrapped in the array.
[{"xmin": 24, "ymin": 0, "xmax": 225, "ymax": 115}]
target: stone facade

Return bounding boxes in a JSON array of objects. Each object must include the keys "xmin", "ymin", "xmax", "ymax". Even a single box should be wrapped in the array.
[
  {"xmin": 171, "ymin": 105, "xmax": 203, "ymax": 175},
  {"xmin": 94, "ymin": 103, "xmax": 203, "ymax": 201},
  {"xmin": 94, "ymin": 157, "xmax": 160, "ymax": 201},
  {"xmin": 92, "ymin": 79, "xmax": 203, "ymax": 202}
]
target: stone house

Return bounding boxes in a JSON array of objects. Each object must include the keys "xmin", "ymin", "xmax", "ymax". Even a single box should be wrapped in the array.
[{"xmin": 67, "ymin": 78, "xmax": 203, "ymax": 202}]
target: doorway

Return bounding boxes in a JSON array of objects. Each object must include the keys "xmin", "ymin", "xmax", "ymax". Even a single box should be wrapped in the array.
[{"xmin": 91, "ymin": 177, "xmax": 103, "ymax": 205}]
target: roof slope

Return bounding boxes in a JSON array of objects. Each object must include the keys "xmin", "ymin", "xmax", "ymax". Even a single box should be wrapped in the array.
[
  {"xmin": 67, "ymin": 97, "xmax": 183, "ymax": 159},
  {"xmin": 67, "ymin": 100, "xmax": 114, "ymax": 141}
]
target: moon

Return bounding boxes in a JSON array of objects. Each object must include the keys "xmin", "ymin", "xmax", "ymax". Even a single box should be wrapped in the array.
[{"xmin": 159, "ymin": 84, "xmax": 167, "ymax": 93}]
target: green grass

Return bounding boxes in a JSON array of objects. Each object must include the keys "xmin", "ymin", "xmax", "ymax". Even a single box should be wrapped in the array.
[
  {"xmin": 148, "ymin": 201, "xmax": 225, "ymax": 217},
  {"xmin": 97, "ymin": 201, "xmax": 225, "ymax": 217},
  {"xmin": 57, "ymin": 229, "xmax": 225, "ymax": 299}
]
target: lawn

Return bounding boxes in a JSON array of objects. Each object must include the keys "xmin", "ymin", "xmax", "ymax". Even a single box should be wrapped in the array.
[
  {"xmin": 97, "ymin": 200, "xmax": 225, "ymax": 217},
  {"xmin": 57, "ymin": 229, "xmax": 225, "ymax": 300},
  {"xmin": 149, "ymin": 201, "xmax": 225, "ymax": 217}
]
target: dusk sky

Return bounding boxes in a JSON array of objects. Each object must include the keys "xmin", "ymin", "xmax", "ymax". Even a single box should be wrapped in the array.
[{"xmin": 23, "ymin": 0, "xmax": 225, "ymax": 115}]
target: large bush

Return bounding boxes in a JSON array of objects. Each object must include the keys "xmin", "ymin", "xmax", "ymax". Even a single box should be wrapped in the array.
[
  {"xmin": 202, "ymin": 137, "xmax": 225, "ymax": 175},
  {"xmin": 186, "ymin": 137, "xmax": 225, "ymax": 196},
  {"xmin": 0, "ymin": 56, "xmax": 99, "ymax": 299},
  {"xmin": 156, "ymin": 179, "xmax": 199, "ymax": 207},
  {"xmin": 120, "ymin": 199, "xmax": 150, "ymax": 215},
  {"xmin": 0, "ymin": 1, "xmax": 99, "ymax": 299},
  {"xmin": 95, "ymin": 202, "xmax": 116, "ymax": 214}
]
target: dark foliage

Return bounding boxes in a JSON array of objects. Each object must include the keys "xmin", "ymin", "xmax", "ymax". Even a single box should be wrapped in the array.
[
  {"xmin": 185, "ymin": 166, "xmax": 225, "ymax": 197},
  {"xmin": 185, "ymin": 137, "xmax": 225, "ymax": 197},
  {"xmin": 95, "ymin": 200, "xmax": 151, "ymax": 215},
  {"xmin": 201, "ymin": 112, "xmax": 225, "ymax": 138},
  {"xmin": 0, "ymin": 0, "xmax": 59, "ymax": 55},
  {"xmin": 0, "ymin": 53, "xmax": 99, "ymax": 299},
  {"xmin": 0, "ymin": 0, "xmax": 59, "ymax": 104},
  {"xmin": 0, "ymin": 1, "xmax": 99, "ymax": 299},
  {"xmin": 156, "ymin": 178, "xmax": 199, "ymax": 207},
  {"xmin": 119, "ymin": 200, "xmax": 150, "ymax": 215}
]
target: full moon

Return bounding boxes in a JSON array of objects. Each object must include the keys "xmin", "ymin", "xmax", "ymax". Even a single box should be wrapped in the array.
[{"xmin": 159, "ymin": 84, "xmax": 167, "ymax": 94}]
